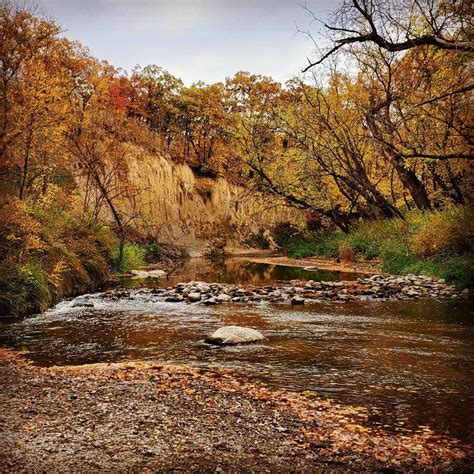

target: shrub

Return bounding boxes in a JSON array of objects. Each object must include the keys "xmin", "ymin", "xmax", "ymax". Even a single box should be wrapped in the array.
[
  {"xmin": 411, "ymin": 206, "xmax": 474, "ymax": 258},
  {"xmin": 206, "ymin": 245, "xmax": 227, "ymax": 263},
  {"xmin": 338, "ymin": 241, "xmax": 356, "ymax": 262},
  {"xmin": 158, "ymin": 242, "xmax": 189, "ymax": 261},
  {"xmin": 273, "ymin": 222, "xmax": 306, "ymax": 248},
  {"xmin": 242, "ymin": 231, "xmax": 270, "ymax": 249},
  {"xmin": 113, "ymin": 243, "xmax": 145, "ymax": 273},
  {"xmin": 0, "ymin": 196, "xmax": 116, "ymax": 317},
  {"xmin": 381, "ymin": 242, "xmax": 418, "ymax": 274},
  {"xmin": 274, "ymin": 206, "xmax": 473, "ymax": 287},
  {"xmin": 437, "ymin": 257, "xmax": 474, "ymax": 288},
  {"xmin": 143, "ymin": 242, "xmax": 162, "ymax": 262},
  {"xmin": 0, "ymin": 263, "xmax": 52, "ymax": 316},
  {"xmin": 345, "ymin": 229, "xmax": 381, "ymax": 259},
  {"xmin": 283, "ymin": 234, "xmax": 342, "ymax": 259}
]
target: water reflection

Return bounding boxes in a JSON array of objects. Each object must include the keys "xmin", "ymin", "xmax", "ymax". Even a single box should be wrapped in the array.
[{"xmin": 121, "ymin": 257, "xmax": 362, "ymax": 288}]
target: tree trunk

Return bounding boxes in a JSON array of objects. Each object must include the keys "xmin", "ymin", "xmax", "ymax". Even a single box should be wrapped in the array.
[
  {"xmin": 91, "ymin": 170, "xmax": 126, "ymax": 268},
  {"xmin": 392, "ymin": 159, "xmax": 432, "ymax": 210},
  {"xmin": 19, "ymin": 125, "xmax": 33, "ymax": 200}
]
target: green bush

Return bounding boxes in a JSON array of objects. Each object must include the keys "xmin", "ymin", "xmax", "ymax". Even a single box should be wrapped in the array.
[
  {"xmin": 437, "ymin": 257, "xmax": 474, "ymax": 288},
  {"xmin": 143, "ymin": 242, "xmax": 162, "ymax": 262},
  {"xmin": 282, "ymin": 234, "xmax": 342, "ymax": 259},
  {"xmin": 275, "ymin": 206, "xmax": 473, "ymax": 288},
  {"xmin": 112, "ymin": 243, "xmax": 145, "ymax": 273},
  {"xmin": 381, "ymin": 242, "xmax": 419, "ymax": 275},
  {"xmin": 346, "ymin": 234, "xmax": 380, "ymax": 260}
]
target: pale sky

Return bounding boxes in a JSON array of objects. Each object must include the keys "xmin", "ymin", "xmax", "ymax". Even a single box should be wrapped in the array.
[{"xmin": 35, "ymin": 0, "xmax": 336, "ymax": 85}]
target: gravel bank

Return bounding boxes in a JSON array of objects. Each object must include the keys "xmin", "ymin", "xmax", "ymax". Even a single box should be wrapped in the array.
[
  {"xmin": 1, "ymin": 350, "xmax": 472, "ymax": 472},
  {"xmin": 101, "ymin": 274, "xmax": 464, "ymax": 308}
]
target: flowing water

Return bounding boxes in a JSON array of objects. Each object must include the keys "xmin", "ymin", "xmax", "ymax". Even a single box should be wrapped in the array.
[{"xmin": 1, "ymin": 258, "xmax": 473, "ymax": 443}]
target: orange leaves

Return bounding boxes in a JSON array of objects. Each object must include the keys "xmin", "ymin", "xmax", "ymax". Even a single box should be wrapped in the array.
[{"xmin": 109, "ymin": 79, "xmax": 131, "ymax": 114}]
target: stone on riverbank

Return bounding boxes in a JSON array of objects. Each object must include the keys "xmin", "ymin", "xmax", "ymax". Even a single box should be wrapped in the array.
[
  {"xmin": 147, "ymin": 274, "xmax": 462, "ymax": 308},
  {"xmin": 130, "ymin": 269, "xmax": 166, "ymax": 279},
  {"xmin": 216, "ymin": 294, "xmax": 232, "ymax": 302},
  {"xmin": 188, "ymin": 292, "xmax": 202, "ymax": 302},
  {"xmin": 205, "ymin": 326, "xmax": 266, "ymax": 345}
]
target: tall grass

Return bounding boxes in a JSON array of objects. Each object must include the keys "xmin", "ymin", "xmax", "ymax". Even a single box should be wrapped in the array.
[
  {"xmin": 275, "ymin": 206, "xmax": 474, "ymax": 288},
  {"xmin": 0, "ymin": 197, "xmax": 115, "ymax": 317}
]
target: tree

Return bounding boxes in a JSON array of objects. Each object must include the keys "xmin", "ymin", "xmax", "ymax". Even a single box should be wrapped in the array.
[
  {"xmin": 65, "ymin": 60, "xmax": 139, "ymax": 266},
  {"xmin": 129, "ymin": 65, "xmax": 183, "ymax": 146},
  {"xmin": 173, "ymin": 81, "xmax": 234, "ymax": 176},
  {"xmin": 0, "ymin": 3, "xmax": 67, "ymax": 197},
  {"xmin": 303, "ymin": 0, "xmax": 474, "ymax": 71}
]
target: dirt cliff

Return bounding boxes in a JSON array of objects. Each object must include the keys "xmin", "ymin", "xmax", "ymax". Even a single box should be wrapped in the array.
[{"xmin": 123, "ymin": 150, "xmax": 297, "ymax": 252}]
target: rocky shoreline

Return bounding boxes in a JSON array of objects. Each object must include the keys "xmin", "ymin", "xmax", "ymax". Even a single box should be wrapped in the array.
[
  {"xmin": 102, "ymin": 274, "xmax": 466, "ymax": 306},
  {"xmin": 1, "ymin": 349, "xmax": 472, "ymax": 472}
]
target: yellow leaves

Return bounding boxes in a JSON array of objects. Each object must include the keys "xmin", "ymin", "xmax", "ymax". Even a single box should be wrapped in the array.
[
  {"xmin": 49, "ymin": 258, "xmax": 67, "ymax": 289},
  {"xmin": 6, "ymin": 233, "xmax": 21, "ymax": 242},
  {"xmin": 25, "ymin": 234, "xmax": 47, "ymax": 253}
]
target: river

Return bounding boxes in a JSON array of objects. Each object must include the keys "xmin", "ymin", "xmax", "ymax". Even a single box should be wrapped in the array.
[{"xmin": 1, "ymin": 257, "xmax": 473, "ymax": 443}]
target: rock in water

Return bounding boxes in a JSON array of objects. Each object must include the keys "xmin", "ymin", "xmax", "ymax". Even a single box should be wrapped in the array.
[
  {"xmin": 291, "ymin": 296, "xmax": 305, "ymax": 305},
  {"xmin": 188, "ymin": 292, "xmax": 202, "ymax": 302},
  {"xmin": 130, "ymin": 269, "xmax": 166, "ymax": 279},
  {"xmin": 216, "ymin": 293, "xmax": 232, "ymax": 302},
  {"xmin": 205, "ymin": 326, "xmax": 266, "ymax": 345}
]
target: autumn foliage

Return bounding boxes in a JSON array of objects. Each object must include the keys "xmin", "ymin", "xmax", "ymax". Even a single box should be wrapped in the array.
[{"xmin": 0, "ymin": 2, "xmax": 472, "ymax": 314}]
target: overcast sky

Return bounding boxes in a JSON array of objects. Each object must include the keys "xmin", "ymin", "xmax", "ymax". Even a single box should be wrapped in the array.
[{"xmin": 35, "ymin": 0, "xmax": 335, "ymax": 85}]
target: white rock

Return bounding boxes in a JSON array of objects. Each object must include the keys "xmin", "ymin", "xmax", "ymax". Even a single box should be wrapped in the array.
[
  {"xmin": 195, "ymin": 282, "xmax": 211, "ymax": 292},
  {"xmin": 130, "ymin": 269, "xmax": 166, "ymax": 279},
  {"xmin": 205, "ymin": 326, "xmax": 266, "ymax": 345},
  {"xmin": 188, "ymin": 292, "xmax": 201, "ymax": 302},
  {"xmin": 216, "ymin": 294, "xmax": 232, "ymax": 302}
]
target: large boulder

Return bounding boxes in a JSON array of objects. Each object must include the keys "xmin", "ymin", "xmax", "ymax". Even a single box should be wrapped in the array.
[{"xmin": 205, "ymin": 326, "xmax": 266, "ymax": 345}]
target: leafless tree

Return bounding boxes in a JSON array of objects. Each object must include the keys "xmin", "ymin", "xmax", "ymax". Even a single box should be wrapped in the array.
[{"xmin": 302, "ymin": 0, "xmax": 473, "ymax": 71}]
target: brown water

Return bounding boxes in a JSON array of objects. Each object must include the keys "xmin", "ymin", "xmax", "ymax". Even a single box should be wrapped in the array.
[
  {"xmin": 1, "ymin": 258, "xmax": 473, "ymax": 443},
  {"xmin": 122, "ymin": 257, "xmax": 362, "ymax": 287}
]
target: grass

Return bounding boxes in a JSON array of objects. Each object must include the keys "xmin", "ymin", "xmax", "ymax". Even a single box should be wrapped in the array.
[
  {"xmin": 0, "ymin": 197, "xmax": 116, "ymax": 317},
  {"xmin": 275, "ymin": 206, "xmax": 474, "ymax": 288},
  {"xmin": 0, "ymin": 263, "xmax": 52, "ymax": 316}
]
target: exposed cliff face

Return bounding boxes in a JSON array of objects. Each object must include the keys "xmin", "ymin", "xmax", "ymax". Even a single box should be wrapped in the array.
[{"xmin": 124, "ymin": 150, "xmax": 297, "ymax": 251}]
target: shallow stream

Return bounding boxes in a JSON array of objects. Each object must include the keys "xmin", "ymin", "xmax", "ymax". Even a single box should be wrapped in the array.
[{"xmin": 1, "ymin": 258, "xmax": 473, "ymax": 442}]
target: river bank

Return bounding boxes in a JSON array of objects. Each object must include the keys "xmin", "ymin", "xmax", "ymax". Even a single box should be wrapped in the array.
[
  {"xmin": 1, "ymin": 349, "xmax": 472, "ymax": 472},
  {"xmin": 247, "ymin": 255, "xmax": 382, "ymax": 275}
]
